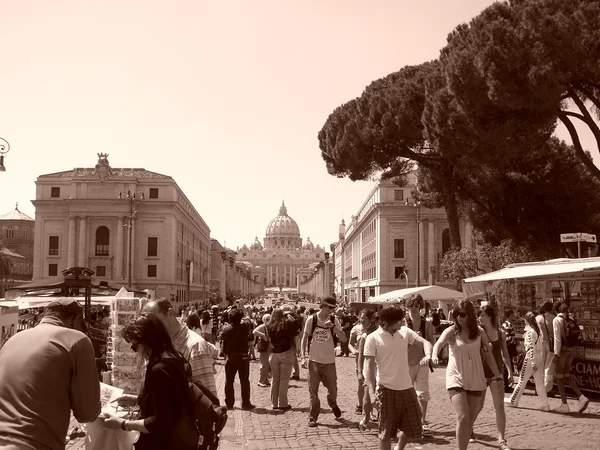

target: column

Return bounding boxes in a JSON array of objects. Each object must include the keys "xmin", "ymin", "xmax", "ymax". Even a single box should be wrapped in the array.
[
  {"xmin": 428, "ymin": 220, "xmax": 436, "ymax": 284},
  {"xmin": 131, "ymin": 218, "xmax": 136, "ymax": 283},
  {"xmin": 464, "ymin": 222, "xmax": 473, "ymax": 249},
  {"xmin": 78, "ymin": 216, "xmax": 87, "ymax": 267},
  {"xmin": 67, "ymin": 217, "xmax": 77, "ymax": 268},
  {"xmin": 116, "ymin": 216, "xmax": 124, "ymax": 278},
  {"xmin": 275, "ymin": 265, "xmax": 279, "ymax": 286},
  {"xmin": 418, "ymin": 219, "xmax": 425, "ymax": 285}
]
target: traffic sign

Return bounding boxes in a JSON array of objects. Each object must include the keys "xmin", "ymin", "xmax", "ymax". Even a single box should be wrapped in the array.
[{"xmin": 560, "ymin": 233, "xmax": 597, "ymax": 243}]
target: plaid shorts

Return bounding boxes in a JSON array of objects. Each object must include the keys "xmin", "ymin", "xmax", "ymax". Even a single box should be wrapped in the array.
[{"xmin": 377, "ymin": 385, "xmax": 422, "ymax": 441}]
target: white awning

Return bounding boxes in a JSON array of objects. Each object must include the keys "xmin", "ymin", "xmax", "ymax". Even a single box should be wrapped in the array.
[
  {"xmin": 367, "ymin": 285, "xmax": 464, "ymax": 304},
  {"xmin": 463, "ymin": 257, "xmax": 600, "ymax": 284}
]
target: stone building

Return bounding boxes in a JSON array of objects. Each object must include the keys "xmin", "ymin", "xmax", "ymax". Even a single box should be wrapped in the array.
[
  {"xmin": 31, "ymin": 154, "xmax": 211, "ymax": 303},
  {"xmin": 236, "ymin": 202, "xmax": 326, "ymax": 288},
  {"xmin": 0, "ymin": 205, "xmax": 35, "ymax": 296},
  {"xmin": 332, "ymin": 173, "xmax": 475, "ymax": 303}
]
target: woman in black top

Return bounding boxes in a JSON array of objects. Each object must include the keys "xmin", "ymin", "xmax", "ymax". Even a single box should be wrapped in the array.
[
  {"xmin": 266, "ymin": 308, "xmax": 302, "ymax": 410},
  {"xmin": 102, "ymin": 313, "xmax": 198, "ymax": 450}
]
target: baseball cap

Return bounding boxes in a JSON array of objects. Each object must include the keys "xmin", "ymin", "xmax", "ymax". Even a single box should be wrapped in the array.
[{"xmin": 46, "ymin": 298, "xmax": 84, "ymax": 316}]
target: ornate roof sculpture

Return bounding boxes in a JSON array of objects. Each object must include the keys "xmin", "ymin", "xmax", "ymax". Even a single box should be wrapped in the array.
[{"xmin": 0, "ymin": 203, "xmax": 34, "ymax": 221}]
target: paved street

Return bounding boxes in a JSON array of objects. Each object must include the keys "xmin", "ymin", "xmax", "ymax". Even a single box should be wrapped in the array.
[{"xmin": 67, "ymin": 354, "xmax": 599, "ymax": 450}]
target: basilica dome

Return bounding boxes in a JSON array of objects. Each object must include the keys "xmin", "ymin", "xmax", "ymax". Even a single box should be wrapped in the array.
[{"xmin": 264, "ymin": 202, "xmax": 302, "ymax": 249}]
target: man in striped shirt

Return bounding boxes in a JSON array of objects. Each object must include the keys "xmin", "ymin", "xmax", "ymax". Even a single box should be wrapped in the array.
[{"xmin": 144, "ymin": 299, "xmax": 218, "ymax": 397}]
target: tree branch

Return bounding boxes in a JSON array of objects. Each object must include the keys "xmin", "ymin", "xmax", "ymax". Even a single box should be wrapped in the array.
[
  {"xmin": 568, "ymin": 88, "xmax": 600, "ymax": 162},
  {"xmin": 557, "ymin": 112, "xmax": 600, "ymax": 181}
]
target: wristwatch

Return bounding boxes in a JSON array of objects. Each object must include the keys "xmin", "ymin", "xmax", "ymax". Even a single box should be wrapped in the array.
[{"xmin": 121, "ymin": 419, "xmax": 131, "ymax": 431}]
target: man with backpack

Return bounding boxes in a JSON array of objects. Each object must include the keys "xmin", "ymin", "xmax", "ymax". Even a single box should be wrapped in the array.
[
  {"xmin": 552, "ymin": 301, "xmax": 589, "ymax": 413},
  {"xmin": 405, "ymin": 294, "xmax": 435, "ymax": 438},
  {"xmin": 300, "ymin": 297, "xmax": 348, "ymax": 427}
]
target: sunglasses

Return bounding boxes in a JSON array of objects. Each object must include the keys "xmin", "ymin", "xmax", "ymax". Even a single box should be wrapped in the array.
[{"xmin": 456, "ymin": 312, "xmax": 468, "ymax": 318}]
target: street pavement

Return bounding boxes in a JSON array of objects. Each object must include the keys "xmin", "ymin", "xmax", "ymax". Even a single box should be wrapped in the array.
[{"xmin": 67, "ymin": 354, "xmax": 600, "ymax": 450}]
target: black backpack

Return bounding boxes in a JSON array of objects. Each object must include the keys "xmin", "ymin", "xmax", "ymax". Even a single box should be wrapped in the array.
[{"xmin": 563, "ymin": 316, "xmax": 583, "ymax": 348}]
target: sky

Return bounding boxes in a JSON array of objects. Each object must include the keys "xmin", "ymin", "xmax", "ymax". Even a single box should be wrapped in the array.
[{"xmin": 0, "ymin": 1, "xmax": 596, "ymax": 251}]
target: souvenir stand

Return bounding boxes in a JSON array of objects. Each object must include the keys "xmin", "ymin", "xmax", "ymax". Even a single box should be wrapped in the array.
[{"xmin": 463, "ymin": 257, "xmax": 600, "ymax": 394}]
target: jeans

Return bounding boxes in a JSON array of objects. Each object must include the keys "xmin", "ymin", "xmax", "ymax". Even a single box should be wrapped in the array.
[
  {"xmin": 291, "ymin": 343, "xmax": 300, "ymax": 377},
  {"xmin": 225, "ymin": 353, "xmax": 251, "ymax": 407},
  {"xmin": 270, "ymin": 349, "xmax": 295, "ymax": 407},
  {"xmin": 258, "ymin": 350, "xmax": 271, "ymax": 385},
  {"xmin": 508, "ymin": 353, "xmax": 548, "ymax": 408},
  {"xmin": 308, "ymin": 360, "xmax": 338, "ymax": 421}
]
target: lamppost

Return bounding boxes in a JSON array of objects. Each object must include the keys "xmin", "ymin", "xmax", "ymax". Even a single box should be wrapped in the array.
[
  {"xmin": 0, "ymin": 138, "xmax": 10, "ymax": 172},
  {"xmin": 118, "ymin": 190, "xmax": 144, "ymax": 289},
  {"xmin": 405, "ymin": 197, "xmax": 421, "ymax": 287}
]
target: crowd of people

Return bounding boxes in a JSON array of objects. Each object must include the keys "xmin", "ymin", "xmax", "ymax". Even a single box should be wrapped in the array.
[{"xmin": 0, "ymin": 294, "xmax": 593, "ymax": 450}]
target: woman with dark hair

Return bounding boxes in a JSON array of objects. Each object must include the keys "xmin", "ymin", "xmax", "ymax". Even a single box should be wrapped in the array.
[
  {"xmin": 477, "ymin": 305, "xmax": 513, "ymax": 450},
  {"xmin": 432, "ymin": 300, "xmax": 501, "ymax": 450},
  {"xmin": 102, "ymin": 313, "xmax": 198, "ymax": 450},
  {"xmin": 506, "ymin": 312, "xmax": 548, "ymax": 411},
  {"xmin": 266, "ymin": 307, "xmax": 301, "ymax": 410},
  {"xmin": 186, "ymin": 312, "xmax": 202, "ymax": 335}
]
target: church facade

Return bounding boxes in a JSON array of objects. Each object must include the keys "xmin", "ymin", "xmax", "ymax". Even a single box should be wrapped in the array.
[{"xmin": 236, "ymin": 202, "xmax": 326, "ymax": 288}]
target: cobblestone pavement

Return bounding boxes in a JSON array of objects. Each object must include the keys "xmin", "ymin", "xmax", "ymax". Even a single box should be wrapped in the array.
[{"xmin": 67, "ymin": 355, "xmax": 600, "ymax": 450}]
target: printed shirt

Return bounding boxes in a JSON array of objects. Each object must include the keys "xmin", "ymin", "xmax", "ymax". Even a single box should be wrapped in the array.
[
  {"xmin": 364, "ymin": 326, "xmax": 419, "ymax": 391},
  {"xmin": 172, "ymin": 324, "xmax": 218, "ymax": 397},
  {"xmin": 304, "ymin": 314, "xmax": 340, "ymax": 364},
  {"xmin": 502, "ymin": 320, "xmax": 516, "ymax": 345}
]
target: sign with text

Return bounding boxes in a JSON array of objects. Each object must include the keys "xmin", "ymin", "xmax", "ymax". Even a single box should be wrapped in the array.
[
  {"xmin": 571, "ymin": 358, "xmax": 600, "ymax": 393},
  {"xmin": 560, "ymin": 233, "xmax": 597, "ymax": 243}
]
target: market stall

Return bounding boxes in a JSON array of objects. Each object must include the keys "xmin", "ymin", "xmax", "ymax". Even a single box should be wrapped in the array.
[{"xmin": 464, "ymin": 257, "xmax": 600, "ymax": 394}]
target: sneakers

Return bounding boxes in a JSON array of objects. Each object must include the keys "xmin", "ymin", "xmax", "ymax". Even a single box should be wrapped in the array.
[
  {"xmin": 257, "ymin": 382, "xmax": 269, "ymax": 387},
  {"xmin": 554, "ymin": 402, "xmax": 570, "ymax": 414},
  {"xmin": 539, "ymin": 404, "xmax": 550, "ymax": 412},
  {"xmin": 578, "ymin": 395, "xmax": 590, "ymax": 414},
  {"xmin": 290, "ymin": 375, "xmax": 300, "ymax": 381},
  {"xmin": 503, "ymin": 397, "xmax": 517, "ymax": 408},
  {"xmin": 498, "ymin": 439, "xmax": 511, "ymax": 450},
  {"xmin": 308, "ymin": 419, "xmax": 317, "ymax": 427},
  {"xmin": 469, "ymin": 432, "xmax": 476, "ymax": 443},
  {"xmin": 332, "ymin": 405, "xmax": 342, "ymax": 418},
  {"xmin": 421, "ymin": 423, "xmax": 432, "ymax": 437}
]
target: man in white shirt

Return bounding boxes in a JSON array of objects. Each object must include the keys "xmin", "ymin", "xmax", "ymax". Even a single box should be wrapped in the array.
[
  {"xmin": 535, "ymin": 301, "xmax": 555, "ymax": 392},
  {"xmin": 364, "ymin": 305, "xmax": 433, "ymax": 450},
  {"xmin": 300, "ymin": 297, "xmax": 347, "ymax": 428}
]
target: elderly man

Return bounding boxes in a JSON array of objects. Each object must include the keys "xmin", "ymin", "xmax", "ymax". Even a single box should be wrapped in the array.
[
  {"xmin": 143, "ymin": 299, "xmax": 219, "ymax": 398},
  {"xmin": 0, "ymin": 299, "xmax": 100, "ymax": 450}
]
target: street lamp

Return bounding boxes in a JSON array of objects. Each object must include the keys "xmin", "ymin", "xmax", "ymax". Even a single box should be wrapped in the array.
[
  {"xmin": 118, "ymin": 190, "xmax": 144, "ymax": 288},
  {"xmin": 405, "ymin": 197, "xmax": 421, "ymax": 287},
  {"xmin": 0, "ymin": 138, "xmax": 10, "ymax": 172}
]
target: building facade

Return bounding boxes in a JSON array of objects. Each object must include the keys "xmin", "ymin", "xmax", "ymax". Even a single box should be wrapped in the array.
[
  {"xmin": 0, "ymin": 205, "xmax": 35, "ymax": 297},
  {"xmin": 236, "ymin": 202, "xmax": 326, "ymax": 289},
  {"xmin": 332, "ymin": 174, "xmax": 475, "ymax": 303},
  {"xmin": 31, "ymin": 154, "xmax": 211, "ymax": 303}
]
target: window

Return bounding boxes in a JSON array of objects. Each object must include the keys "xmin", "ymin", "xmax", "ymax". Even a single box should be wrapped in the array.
[
  {"xmin": 394, "ymin": 190, "xmax": 404, "ymax": 201},
  {"xmin": 49, "ymin": 236, "xmax": 59, "ymax": 256},
  {"xmin": 147, "ymin": 237, "xmax": 158, "ymax": 257},
  {"xmin": 51, "ymin": 187, "xmax": 60, "ymax": 198},
  {"xmin": 96, "ymin": 266, "xmax": 106, "ymax": 277},
  {"xmin": 243, "ymin": 253, "xmax": 247, "ymax": 257},
  {"xmin": 24, "ymin": 228, "xmax": 29, "ymax": 240},
  {"xmin": 395, "ymin": 266, "xmax": 405, "ymax": 279},
  {"xmin": 393, "ymin": 239, "xmax": 404, "ymax": 259},
  {"xmin": 316, "ymin": 254, "xmax": 320, "ymax": 258},
  {"xmin": 49, "ymin": 264, "xmax": 58, "ymax": 276},
  {"xmin": 95, "ymin": 226, "xmax": 110, "ymax": 256},
  {"xmin": 148, "ymin": 265, "xmax": 157, "ymax": 277},
  {"xmin": 149, "ymin": 188, "xmax": 159, "ymax": 199},
  {"xmin": 6, "ymin": 227, "xmax": 14, "ymax": 239}
]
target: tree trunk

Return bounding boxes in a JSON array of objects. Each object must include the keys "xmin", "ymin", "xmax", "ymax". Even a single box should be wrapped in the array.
[{"xmin": 441, "ymin": 165, "xmax": 462, "ymax": 249}]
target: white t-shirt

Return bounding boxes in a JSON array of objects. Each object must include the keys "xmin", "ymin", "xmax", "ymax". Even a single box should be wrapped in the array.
[
  {"xmin": 304, "ymin": 313, "xmax": 340, "ymax": 364},
  {"xmin": 364, "ymin": 326, "xmax": 419, "ymax": 391}
]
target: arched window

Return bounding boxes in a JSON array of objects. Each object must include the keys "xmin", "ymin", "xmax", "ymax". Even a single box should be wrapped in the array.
[
  {"xmin": 95, "ymin": 226, "xmax": 110, "ymax": 256},
  {"xmin": 442, "ymin": 228, "xmax": 451, "ymax": 257}
]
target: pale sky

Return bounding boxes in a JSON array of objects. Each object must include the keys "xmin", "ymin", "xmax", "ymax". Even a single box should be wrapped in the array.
[{"xmin": 0, "ymin": 1, "xmax": 596, "ymax": 250}]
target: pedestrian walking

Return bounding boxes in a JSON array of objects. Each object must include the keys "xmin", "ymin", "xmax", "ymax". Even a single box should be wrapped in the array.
[
  {"xmin": 506, "ymin": 312, "xmax": 549, "ymax": 412},
  {"xmin": 300, "ymin": 297, "xmax": 347, "ymax": 427},
  {"xmin": 253, "ymin": 314, "xmax": 272, "ymax": 387},
  {"xmin": 349, "ymin": 309, "xmax": 372, "ymax": 415},
  {"xmin": 364, "ymin": 305, "xmax": 433, "ymax": 450},
  {"xmin": 552, "ymin": 301, "xmax": 589, "ymax": 414},
  {"xmin": 535, "ymin": 302, "xmax": 556, "ymax": 392},
  {"xmin": 432, "ymin": 300, "xmax": 502, "ymax": 450},
  {"xmin": 502, "ymin": 310, "xmax": 518, "ymax": 387},
  {"xmin": 266, "ymin": 308, "xmax": 302, "ymax": 410},
  {"xmin": 405, "ymin": 293, "xmax": 436, "ymax": 438},
  {"xmin": 357, "ymin": 310, "xmax": 378, "ymax": 430},
  {"xmin": 103, "ymin": 313, "xmax": 199, "ymax": 450},
  {"xmin": 0, "ymin": 299, "xmax": 100, "ymax": 450},
  {"xmin": 220, "ymin": 308, "xmax": 255, "ymax": 410},
  {"xmin": 478, "ymin": 305, "xmax": 514, "ymax": 450}
]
